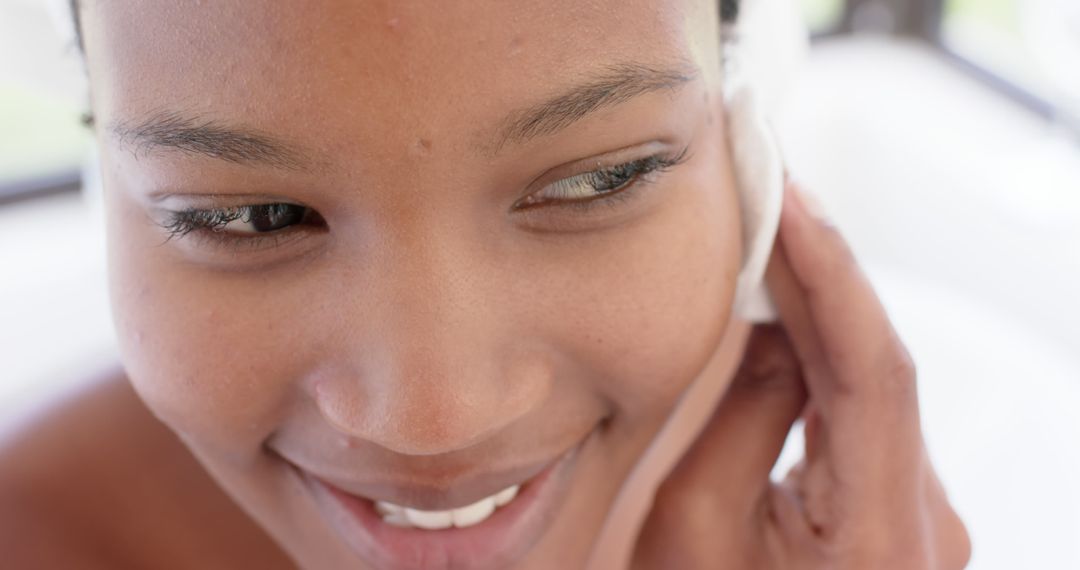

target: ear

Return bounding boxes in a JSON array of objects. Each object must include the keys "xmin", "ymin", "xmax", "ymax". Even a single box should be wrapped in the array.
[{"xmin": 724, "ymin": 0, "xmax": 808, "ymax": 323}]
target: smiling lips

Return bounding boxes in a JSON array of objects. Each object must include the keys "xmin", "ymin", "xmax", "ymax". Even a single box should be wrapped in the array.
[
  {"xmin": 375, "ymin": 484, "xmax": 521, "ymax": 529},
  {"xmin": 295, "ymin": 437, "xmax": 587, "ymax": 570},
  {"xmin": 302, "ymin": 447, "xmax": 555, "ymax": 516}
]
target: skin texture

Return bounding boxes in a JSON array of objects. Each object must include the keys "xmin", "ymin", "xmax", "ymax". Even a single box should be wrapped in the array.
[
  {"xmin": 632, "ymin": 184, "xmax": 972, "ymax": 569},
  {"xmin": 0, "ymin": 1, "xmax": 969, "ymax": 569},
  {"xmin": 81, "ymin": 0, "xmax": 748, "ymax": 568}
]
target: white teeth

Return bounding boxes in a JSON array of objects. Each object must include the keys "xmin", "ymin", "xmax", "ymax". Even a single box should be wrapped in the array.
[
  {"xmin": 375, "ymin": 501, "xmax": 403, "ymax": 516},
  {"xmin": 451, "ymin": 497, "xmax": 496, "ymax": 528},
  {"xmin": 377, "ymin": 483, "xmax": 523, "ymax": 529},
  {"xmin": 404, "ymin": 508, "xmax": 455, "ymax": 530},
  {"xmin": 493, "ymin": 485, "xmax": 519, "ymax": 507},
  {"xmin": 382, "ymin": 511, "xmax": 413, "ymax": 528}
]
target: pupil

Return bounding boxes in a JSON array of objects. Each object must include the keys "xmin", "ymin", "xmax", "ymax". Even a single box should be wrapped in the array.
[
  {"xmin": 249, "ymin": 204, "xmax": 304, "ymax": 232},
  {"xmin": 593, "ymin": 168, "xmax": 634, "ymax": 193}
]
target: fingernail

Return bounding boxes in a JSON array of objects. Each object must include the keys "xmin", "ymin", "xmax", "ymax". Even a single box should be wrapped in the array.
[{"xmin": 788, "ymin": 181, "xmax": 827, "ymax": 221}]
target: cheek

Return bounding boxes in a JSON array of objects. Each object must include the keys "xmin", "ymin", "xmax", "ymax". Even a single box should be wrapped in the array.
[
  {"xmin": 106, "ymin": 186, "xmax": 300, "ymax": 454},
  {"xmin": 103, "ymin": 142, "xmax": 740, "ymax": 457},
  {"xmin": 527, "ymin": 165, "xmax": 742, "ymax": 425}
]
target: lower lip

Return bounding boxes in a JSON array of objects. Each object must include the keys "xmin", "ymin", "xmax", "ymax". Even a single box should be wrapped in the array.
[{"xmin": 299, "ymin": 444, "xmax": 584, "ymax": 570}]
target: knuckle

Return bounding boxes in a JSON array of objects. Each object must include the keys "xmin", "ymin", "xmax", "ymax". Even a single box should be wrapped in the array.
[
  {"xmin": 817, "ymin": 223, "xmax": 858, "ymax": 276},
  {"xmin": 942, "ymin": 504, "xmax": 973, "ymax": 569},
  {"xmin": 954, "ymin": 523, "xmax": 974, "ymax": 569},
  {"xmin": 880, "ymin": 343, "xmax": 918, "ymax": 396}
]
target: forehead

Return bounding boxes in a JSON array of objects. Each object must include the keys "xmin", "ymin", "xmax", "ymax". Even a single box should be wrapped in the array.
[{"xmin": 82, "ymin": 0, "xmax": 719, "ymax": 149}]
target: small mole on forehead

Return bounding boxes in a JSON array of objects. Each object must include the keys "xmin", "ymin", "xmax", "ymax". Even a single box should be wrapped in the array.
[
  {"xmin": 508, "ymin": 35, "xmax": 524, "ymax": 56},
  {"xmin": 412, "ymin": 138, "xmax": 433, "ymax": 154}
]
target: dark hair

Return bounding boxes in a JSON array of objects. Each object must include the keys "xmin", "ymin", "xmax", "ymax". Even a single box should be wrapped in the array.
[
  {"xmin": 70, "ymin": 0, "xmax": 84, "ymax": 53},
  {"xmin": 68, "ymin": 0, "xmax": 739, "ymax": 54},
  {"xmin": 721, "ymin": 0, "xmax": 739, "ymax": 22}
]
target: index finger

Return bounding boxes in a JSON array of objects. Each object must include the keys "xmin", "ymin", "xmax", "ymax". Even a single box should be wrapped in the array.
[{"xmin": 764, "ymin": 182, "xmax": 922, "ymax": 447}]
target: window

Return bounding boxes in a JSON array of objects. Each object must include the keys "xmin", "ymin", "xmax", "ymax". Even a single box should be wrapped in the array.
[
  {"xmin": 0, "ymin": 0, "xmax": 90, "ymax": 204},
  {"xmin": 801, "ymin": 0, "xmax": 845, "ymax": 35},
  {"xmin": 795, "ymin": 0, "xmax": 1080, "ymax": 136},
  {"xmin": 941, "ymin": 0, "xmax": 1080, "ymax": 126}
]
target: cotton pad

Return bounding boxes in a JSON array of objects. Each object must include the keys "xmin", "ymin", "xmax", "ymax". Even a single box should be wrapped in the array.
[
  {"xmin": 728, "ymin": 86, "xmax": 785, "ymax": 323},
  {"xmin": 724, "ymin": 0, "xmax": 808, "ymax": 323}
]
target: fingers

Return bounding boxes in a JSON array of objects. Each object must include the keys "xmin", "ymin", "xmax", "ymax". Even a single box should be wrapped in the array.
[
  {"xmin": 767, "ymin": 483, "xmax": 819, "ymax": 554},
  {"xmin": 661, "ymin": 325, "xmax": 807, "ymax": 512},
  {"xmin": 779, "ymin": 184, "xmax": 918, "ymax": 406},
  {"xmin": 767, "ymin": 182, "xmax": 922, "ymax": 448},
  {"xmin": 762, "ymin": 227, "xmax": 828, "ymax": 390},
  {"xmin": 756, "ymin": 179, "xmax": 966, "ymax": 570},
  {"xmin": 924, "ymin": 456, "xmax": 974, "ymax": 569}
]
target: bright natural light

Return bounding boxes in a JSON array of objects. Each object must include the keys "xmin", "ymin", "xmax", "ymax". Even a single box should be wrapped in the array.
[
  {"xmin": 944, "ymin": 0, "xmax": 1080, "ymax": 117},
  {"xmin": 1, "ymin": 2, "xmax": 1077, "ymax": 569},
  {"xmin": 0, "ymin": 0, "xmax": 89, "ymax": 199}
]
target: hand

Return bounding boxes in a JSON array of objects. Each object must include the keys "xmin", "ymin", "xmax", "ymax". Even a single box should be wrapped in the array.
[{"xmin": 631, "ymin": 182, "xmax": 971, "ymax": 570}]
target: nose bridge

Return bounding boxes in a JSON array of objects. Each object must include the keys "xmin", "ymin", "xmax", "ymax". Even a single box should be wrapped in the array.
[{"xmin": 319, "ymin": 216, "xmax": 549, "ymax": 456}]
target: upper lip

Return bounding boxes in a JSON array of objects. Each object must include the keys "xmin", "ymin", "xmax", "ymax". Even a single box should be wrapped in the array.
[{"xmin": 293, "ymin": 450, "xmax": 566, "ymax": 511}]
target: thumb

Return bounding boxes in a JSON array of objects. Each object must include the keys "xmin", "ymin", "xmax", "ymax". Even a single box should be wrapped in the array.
[{"xmin": 662, "ymin": 324, "xmax": 808, "ymax": 513}]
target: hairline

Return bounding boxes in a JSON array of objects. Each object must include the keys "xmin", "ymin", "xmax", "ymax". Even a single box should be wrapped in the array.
[{"xmin": 68, "ymin": 0, "xmax": 739, "ymax": 56}]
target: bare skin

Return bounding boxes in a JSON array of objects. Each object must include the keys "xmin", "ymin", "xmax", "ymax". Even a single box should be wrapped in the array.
[
  {"xmin": 0, "ymin": 1, "xmax": 969, "ymax": 569},
  {"xmin": 0, "ymin": 373, "xmax": 294, "ymax": 569},
  {"xmin": 632, "ymin": 184, "xmax": 972, "ymax": 569},
  {"xmin": 0, "ymin": 185, "xmax": 971, "ymax": 570}
]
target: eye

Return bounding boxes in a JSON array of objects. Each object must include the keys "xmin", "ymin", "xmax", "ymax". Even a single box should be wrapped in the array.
[
  {"xmin": 220, "ymin": 204, "xmax": 310, "ymax": 235},
  {"xmin": 514, "ymin": 148, "xmax": 690, "ymax": 211},
  {"xmin": 162, "ymin": 203, "xmax": 322, "ymax": 240}
]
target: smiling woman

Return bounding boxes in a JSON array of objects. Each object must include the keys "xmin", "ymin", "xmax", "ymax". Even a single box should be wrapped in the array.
[{"xmin": 0, "ymin": 1, "xmax": 970, "ymax": 570}]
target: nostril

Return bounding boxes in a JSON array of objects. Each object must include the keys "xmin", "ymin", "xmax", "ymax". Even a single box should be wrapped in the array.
[{"xmin": 309, "ymin": 343, "xmax": 555, "ymax": 456}]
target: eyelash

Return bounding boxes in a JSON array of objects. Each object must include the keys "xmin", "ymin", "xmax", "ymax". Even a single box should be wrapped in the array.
[
  {"xmin": 161, "ymin": 204, "xmax": 315, "ymax": 241},
  {"xmin": 159, "ymin": 147, "xmax": 691, "ymax": 244},
  {"xmin": 513, "ymin": 146, "xmax": 691, "ymax": 212}
]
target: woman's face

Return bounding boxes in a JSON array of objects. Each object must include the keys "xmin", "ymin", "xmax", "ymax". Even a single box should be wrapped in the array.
[{"xmin": 84, "ymin": 0, "xmax": 743, "ymax": 568}]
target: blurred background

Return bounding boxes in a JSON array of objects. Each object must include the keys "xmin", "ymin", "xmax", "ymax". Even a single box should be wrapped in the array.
[{"xmin": 1, "ymin": 0, "xmax": 1078, "ymax": 567}]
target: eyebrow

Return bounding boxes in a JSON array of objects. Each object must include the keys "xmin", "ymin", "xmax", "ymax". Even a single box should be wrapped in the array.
[
  {"xmin": 491, "ymin": 61, "xmax": 698, "ymax": 153},
  {"xmin": 107, "ymin": 61, "xmax": 697, "ymax": 169},
  {"xmin": 108, "ymin": 111, "xmax": 310, "ymax": 171}
]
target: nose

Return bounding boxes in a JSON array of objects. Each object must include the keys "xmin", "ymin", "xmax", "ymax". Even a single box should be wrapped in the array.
[{"xmin": 313, "ymin": 223, "xmax": 551, "ymax": 456}]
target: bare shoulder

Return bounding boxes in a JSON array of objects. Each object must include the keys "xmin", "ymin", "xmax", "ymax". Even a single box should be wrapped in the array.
[
  {"xmin": 0, "ymin": 369, "xmax": 294, "ymax": 570},
  {"xmin": 0, "ymin": 370, "xmax": 138, "ymax": 568}
]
